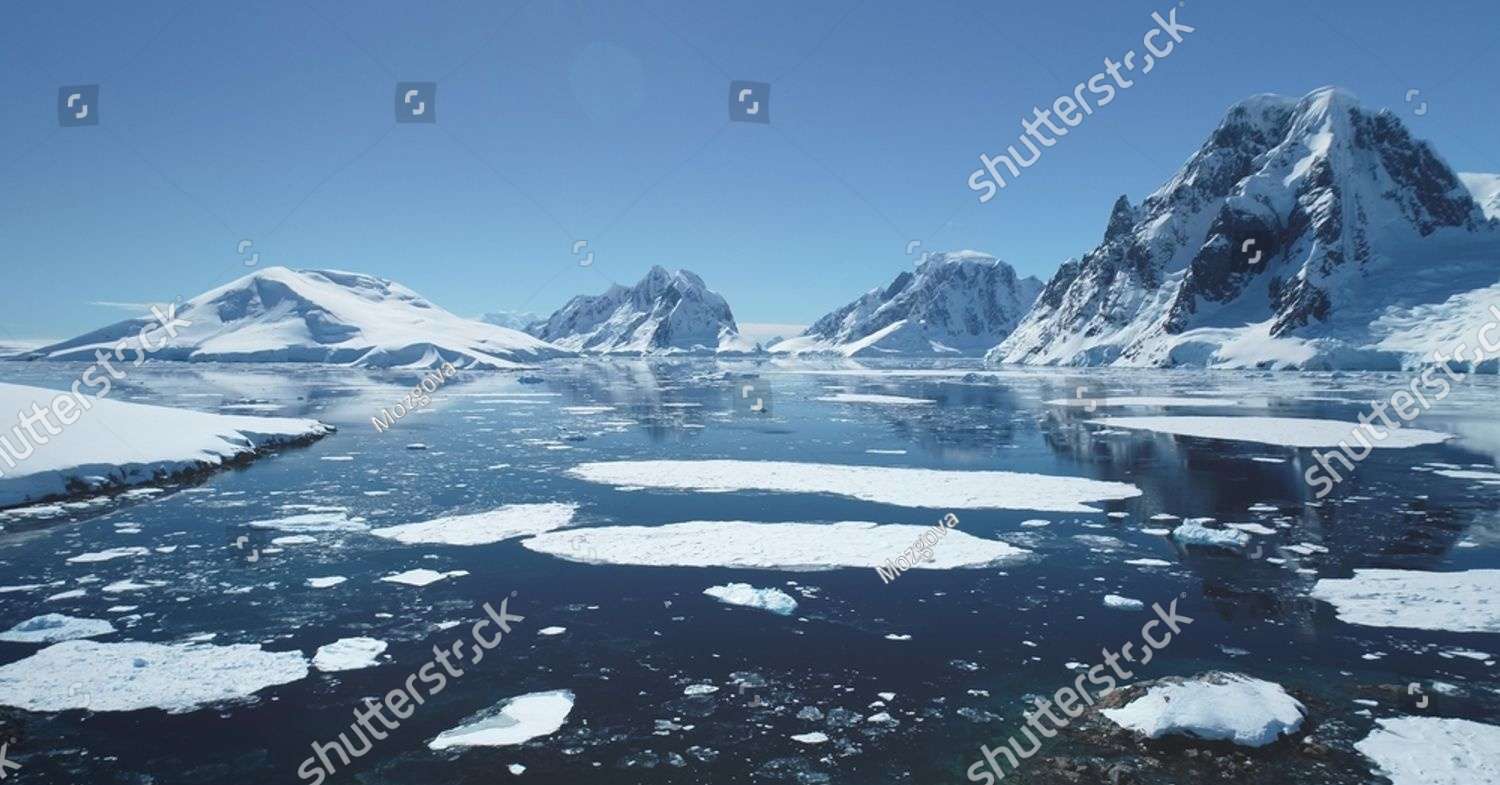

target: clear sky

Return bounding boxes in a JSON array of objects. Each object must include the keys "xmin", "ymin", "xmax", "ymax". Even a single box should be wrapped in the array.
[{"xmin": 2, "ymin": 0, "xmax": 1496, "ymax": 341}]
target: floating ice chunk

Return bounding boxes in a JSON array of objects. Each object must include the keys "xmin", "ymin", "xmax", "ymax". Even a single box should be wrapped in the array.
[
  {"xmin": 271, "ymin": 535, "xmax": 318, "ymax": 546},
  {"xmin": 537, "ymin": 626, "xmax": 566, "ymax": 636},
  {"xmin": 1227, "ymin": 523, "xmax": 1277, "ymax": 535},
  {"xmin": 1102, "ymin": 673, "xmax": 1305, "ymax": 747},
  {"xmin": 1049, "ymin": 396, "xmax": 1245, "ymax": 408},
  {"xmin": 567, "ymin": 460, "xmax": 1140, "ymax": 513},
  {"xmin": 380, "ymin": 569, "xmax": 469, "ymax": 587},
  {"xmin": 46, "ymin": 588, "xmax": 87, "ymax": 601},
  {"xmin": 1310, "ymin": 569, "xmax": 1500, "ymax": 632},
  {"xmin": 1172, "ymin": 520, "xmax": 1250, "ymax": 551},
  {"xmin": 1086, "ymin": 416, "xmax": 1451, "ymax": 449},
  {"xmin": 791, "ymin": 731, "xmax": 830, "ymax": 744},
  {"xmin": 1354, "ymin": 716, "xmax": 1500, "ymax": 785},
  {"xmin": 370, "ymin": 504, "xmax": 578, "ymax": 546},
  {"xmin": 1124, "ymin": 558, "xmax": 1172, "ymax": 567},
  {"xmin": 428, "ymin": 689, "xmax": 575, "ymax": 750},
  {"xmin": 1020, "ymin": 519, "xmax": 1050, "ymax": 528},
  {"xmin": 0, "ymin": 613, "xmax": 115, "ymax": 644},
  {"xmin": 522, "ymin": 521, "xmax": 1027, "ymax": 571},
  {"xmin": 815, "ymin": 393, "xmax": 934, "ymax": 405},
  {"xmin": 0, "ymin": 640, "xmax": 308, "ymax": 712},
  {"xmin": 703, "ymin": 583, "xmax": 798, "ymax": 616},
  {"xmin": 313, "ymin": 637, "xmax": 387, "ymax": 672},
  {"xmin": 248, "ymin": 512, "xmax": 368, "ymax": 533},
  {"xmin": 307, "ymin": 576, "xmax": 347, "ymax": 589},
  {"xmin": 683, "ymin": 684, "xmax": 719, "ymax": 696},
  {"xmin": 1103, "ymin": 595, "xmax": 1145, "ymax": 611},
  {"xmin": 66, "ymin": 547, "xmax": 150, "ymax": 564}
]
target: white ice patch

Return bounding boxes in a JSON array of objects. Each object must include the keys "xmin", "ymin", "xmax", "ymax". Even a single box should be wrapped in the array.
[
  {"xmin": 1103, "ymin": 595, "xmax": 1145, "ymax": 611},
  {"xmin": 1310, "ymin": 569, "xmax": 1500, "ymax": 633},
  {"xmin": 66, "ymin": 547, "xmax": 150, "ymax": 564},
  {"xmin": 815, "ymin": 393, "xmax": 935, "ymax": 405},
  {"xmin": 1087, "ymin": 416, "xmax": 1451, "ymax": 448},
  {"xmin": 370, "ymin": 503, "xmax": 577, "ymax": 546},
  {"xmin": 1173, "ymin": 520, "xmax": 1250, "ymax": 550},
  {"xmin": 313, "ymin": 637, "xmax": 388, "ymax": 672},
  {"xmin": 380, "ymin": 569, "xmax": 469, "ymax": 587},
  {"xmin": 307, "ymin": 576, "xmax": 347, "ymax": 589},
  {"xmin": 567, "ymin": 460, "xmax": 1140, "ymax": 512},
  {"xmin": 0, "ymin": 613, "xmax": 115, "ymax": 644},
  {"xmin": 1102, "ymin": 673, "xmax": 1305, "ymax": 747},
  {"xmin": 522, "ymin": 521, "xmax": 1028, "ymax": 571},
  {"xmin": 1355, "ymin": 716, "xmax": 1500, "ymax": 785},
  {"xmin": 1048, "ymin": 396, "xmax": 1244, "ymax": 408},
  {"xmin": 0, "ymin": 640, "xmax": 307, "ymax": 712},
  {"xmin": 248, "ymin": 512, "xmax": 368, "ymax": 533},
  {"xmin": 428, "ymin": 689, "xmax": 575, "ymax": 750},
  {"xmin": 703, "ymin": 583, "xmax": 798, "ymax": 616}
]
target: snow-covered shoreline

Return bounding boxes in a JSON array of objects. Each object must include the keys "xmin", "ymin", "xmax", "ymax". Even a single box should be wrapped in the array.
[{"xmin": 0, "ymin": 382, "xmax": 332, "ymax": 510}]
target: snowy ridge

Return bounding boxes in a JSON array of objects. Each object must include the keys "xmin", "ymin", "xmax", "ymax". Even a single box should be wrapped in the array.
[
  {"xmin": 527, "ymin": 266, "xmax": 753, "ymax": 354},
  {"xmin": 773, "ymin": 251, "xmax": 1042, "ymax": 356},
  {"xmin": 992, "ymin": 87, "xmax": 1500, "ymax": 371},
  {"xmin": 27, "ymin": 267, "xmax": 570, "ymax": 370},
  {"xmin": 1460, "ymin": 172, "xmax": 1500, "ymax": 221}
]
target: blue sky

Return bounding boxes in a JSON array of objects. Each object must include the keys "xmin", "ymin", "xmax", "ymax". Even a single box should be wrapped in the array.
[{"xmin": 2, "ymin": 0, "xmax": 1497, "ymax": 341}]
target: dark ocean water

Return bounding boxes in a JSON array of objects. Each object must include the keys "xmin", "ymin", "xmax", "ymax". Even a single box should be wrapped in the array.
[{"xmin": 0, "ymin": 359, "xmax": 1496, "ymax": 784}]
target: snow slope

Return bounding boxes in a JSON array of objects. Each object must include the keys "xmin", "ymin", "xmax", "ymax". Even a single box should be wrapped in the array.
[
  {"xmin": 526, "ymin": 266, "xmax": 753, "ymax": 354},
  {"xmin": 26, "ymin": 267, "xmax": 570, "ymax": 370},
  {"xmin": 0, "ymin": 382, "xmax": 331, "ymax": 509},
  {"xmin": 773, "ymin": 251, "xmax": 1043, "ymax": 356},
  {"xmin": 1460, "ymin": 172, "xmax": 1500, "ymax": 220},
  {"xmin": 992, "ymin": 87, "xmax": 1500, "ymax": 371}
]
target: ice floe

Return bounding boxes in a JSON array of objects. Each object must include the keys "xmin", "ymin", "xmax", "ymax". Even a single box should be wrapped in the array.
[
  {"xmin": 0, "ymin": 640, "xmax": 308, "ymax": 712},
  {"xmin": 428, "ymin": 689, "xmax": 575, "ymax": 750},
  {"xmin": 522, "ymin": 521, "xmax": 1027, "ymax": 571},
  {"xmin": 1310, "ymin": 569, "xmax": 1500, "ymax": 632},
  {"xmin": 815, "ymin": 393, "xmax": 935, "ymax": 405},
  {"xmin": 307, "ymin": 576, "xmax": 347, "ymax": 589},
  {"xmin": 1087, "ymin": 416, "xmax": 1451, "ymax": 448},
  {"xmin": 313, "ymin": 637, "xmax": 388, "ymax": 672},
  {"xmin": 538, "ymin": 626, "xmax": 567, "ymax": 636},
  {"xmin": 1103, "ymin": 595, "xmax": 1145, "ymax": 611},
  {"xmin": 1102, "ymin": 673, "xmax": 1305, "ymax": 747},
  {"xmin": 248, "ymin": 511, "xmax": 368, "ymax": 533},
  {"xmin": 1354, "ymin": 716, "xmax": 1500, "ymax": 785},
  {"xmin": 0, "ymin": 382, "xmax": 331, "ymax": 509},
  {"xmin": 702, "ymin": 583, "xmax": 799, "ymax": 616},
  {"xmin": 66, "ymin": 546, "xmax": 151, "ymax": 564},
  {"xmin": 370, "ymin": 503, "xmax": 577, "ymax": 546},
  {"xmin": 380, "ymin": 569, "xmax": 469, "ymax": 587},
  {"xmin": 0, "ymin": 613, "xmax": 115, "ymax": 643},
  {"xmin": 1047, "ymin": 396, "xmax": 1244, "ymax": 408},
  {"xmin": 567, "ymin": 460, "xmax": 1140, "ymax": 512},
  {"xmin": 1172, "ymin": 520, "xmax": 1250, "ymax": 550}
]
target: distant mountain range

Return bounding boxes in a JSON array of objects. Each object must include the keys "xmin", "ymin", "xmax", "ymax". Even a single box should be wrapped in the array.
[
  {"xmin": 993, "ymin": 86, "xmax": 1500, "ymax": 371},
  {"xmin": 21, "ymin": 88, "xmax": 1497, "ymax": 372},
  {"xmin": 523, "ymin": 266, "xmax": 754, "ymax": 355},
  {"xmin": 772, "ymin": 251, "xmax": 1042, "ymax": 356},
  {"xmin": 23, "ymin": 268, "xmax": 567, "ymax": 370}
]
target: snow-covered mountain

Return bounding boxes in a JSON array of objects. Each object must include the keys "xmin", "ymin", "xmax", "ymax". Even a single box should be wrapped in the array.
[
  {"xmin": 478, "ymin": 310, "xmax": 544, "ymax": 331},
  {"xmin": 992, "ymin": 87, "xmax": 1500, "ymax": 371},
  {"xmin": 27, "ymin": 267, "xmax": 570, "ymax": 370},
  {"xmin": 772, "ymin": 251, "xmax": 1043, "ymax": 356},
  {"xmin": 527, "ymin": 266, "xmax": 753, "ymax": 354},
  {"xmin": 1460, "ymin": 172, "xmax": 1500, "ymax": 221}
]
